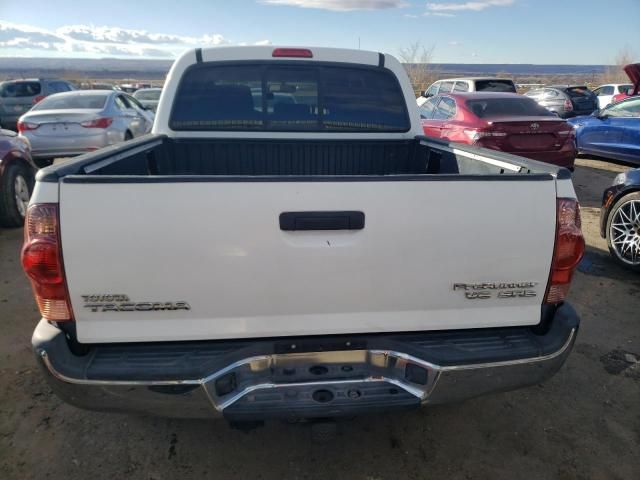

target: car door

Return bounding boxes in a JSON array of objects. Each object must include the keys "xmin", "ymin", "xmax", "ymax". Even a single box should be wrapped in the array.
[
  {"xmin": 419, "ymin": 96, "xmax": 442, "ymax": 138},
  {"xmin": 579, "ymin": 102, "xmax": 631, "ymax": 157},
  {"xmin": 125, "ymin": 94, "xmax": 154, "ymax": 132},
  {"xmin": 594, "ymin": 86, "xmax": 614, "ymax": 109},
  {"xmin": 429, "ymin": 96, "xmax": 457, "ymax": 140},
  {"xmin": 608, "ymin": 98, "xmax": 640, "ymax": 161},
  {"xmin": 116, "ymin": 95, "xmax": 145, "ymax": 137}
]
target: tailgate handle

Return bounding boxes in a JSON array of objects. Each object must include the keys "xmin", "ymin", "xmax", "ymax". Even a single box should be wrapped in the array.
[{"xmin": 279, "ymin": 211, "xmax": 365, "ymax": 231}]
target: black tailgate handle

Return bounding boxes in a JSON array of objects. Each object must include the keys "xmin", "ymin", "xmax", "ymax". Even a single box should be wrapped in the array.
[{"xmin": 279, "ymin": 211, "xmax": 365, "ymax": 231}]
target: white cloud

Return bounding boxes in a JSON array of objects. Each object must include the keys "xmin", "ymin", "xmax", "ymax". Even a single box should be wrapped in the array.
[
  {"xmin": 261, "ymin": 0, "xmax": 408, "ymax": 11},
  {"xmin": 448, "ymin": 40, "xmax": 462, "ymax": 46},
  {"xmin": 427, "ymin": 0, "xmax": 514, "ymax": 12},
  {"xmin": 423, "ymin": 12, "xmax": 455, "ymax": 16},
  {"xmin": 0, "ymin": 21, "xmax": 268, "ymax": 58}
]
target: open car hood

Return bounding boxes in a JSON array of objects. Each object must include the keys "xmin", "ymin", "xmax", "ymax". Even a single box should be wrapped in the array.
[{"xmin": 623, "ymin": 63, "xmax": 640, "ymax": 93}]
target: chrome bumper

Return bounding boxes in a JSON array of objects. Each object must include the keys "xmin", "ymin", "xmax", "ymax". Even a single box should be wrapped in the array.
[{"xmin": 33, "ymin": 304, "xmax": 578, "ymax": 420}]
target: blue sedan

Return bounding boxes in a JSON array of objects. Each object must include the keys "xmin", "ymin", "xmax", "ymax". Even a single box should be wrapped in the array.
[{"xmin": 568, "ymin": 97, "xmax": 640, "ymax": 164}]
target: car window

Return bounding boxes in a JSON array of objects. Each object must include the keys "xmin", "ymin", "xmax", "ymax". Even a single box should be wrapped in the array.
[
  {"xmin": 424, "ymin": 83, "xmax": 439, "ymax": 97},
  {"xmin": 0, "ymin": 81, "xmax": 41, "ymax": 98},
  {"xmin": 453, "ymin": 81, "xmax": 469, "ymax": 92},
  {"xmin": 524, "ymin": 88, "xmax": 544, "ymax": 98},
  {"xmin": 565, "ymin": 86, "xmax": 595, "ymax": 98},
  {"xmin": 466, "ymin": 97, "xmax": 554, "ymax": 118},
  {"xmin": 598, "ymin": 86, "xmax": 614, "ymax": 96},
  {"xmin": 542, "ymin": 89, "xmax": 560, "ymax": 99},
  {"xmin": 438, "ymin": 81, "xmax": 455, "ymax": 94},
  {"xmin": 617, "ymin": 84, "xmax": 633, "ymax": 95},
  {"xmin": 419, "ymin": 97, "xmax": 440, "ymax": 119},
  {"xmin": 126, "ymin": 95, "xmax": 146, "ymax": 111},
  {"xmin": 134, "ymin": 90, "xmax": 161, "ymax": 101},
  {"xmin": 432, "ymin": 97, "xmax": 456, "ymax": 120},
  {"xmin": 32, "ymin": 94, "xmax": 108, "ymax": 110},
  {"xmin": 474, "ymin": 80, "xmax": 516, "ymax": 93},
  {"xmin": 51, "ymin": 81, "xmax": 72, "ymax": 93},
  {"xmin": 114, "ymin": 96, "xmax": 129, "ymax": 111},
  {"xmin": 605, "ymin": 97, "xmax": 640, "ymax": 117},
  {"xmin": 170, "ymin": 63, "xmax": 410, "ymax": 132}
]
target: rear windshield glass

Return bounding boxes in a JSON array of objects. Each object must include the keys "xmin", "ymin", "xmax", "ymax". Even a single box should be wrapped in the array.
[
  {"xmin": 33, "ymin": 94, "xmax": 108, "ymax": 110},
  {"xmin": 466, "ymin": 97, "xmax": 554, "ymax": 118},
  {"xmin": 474, "ymin": 80, "xmax": 516, "ymax": 93},
  {"xmin": 170, "ymin": 63, "xmax": 410, "ymax": 132},
  {"xmin": 0, "ymin": 81, "xmax": 41, "ymax": 98},
  {"xmin": 134, "ymin": 90, "xmax": 161, "ymax": 100},
  {"xmin": 565, "ymin": 87, "xmax": 595, "ymax": 98},
  {"xmin": 619, "ymin": 84, "xmax": 633, "ymax": 94}
]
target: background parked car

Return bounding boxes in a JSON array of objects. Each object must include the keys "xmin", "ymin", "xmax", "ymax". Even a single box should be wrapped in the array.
[
  {"xmin": 611, "ymin": 63, "xmax": 639, "ymax": 104},
  {"xmin": 132, "ymin": 87, "xmax": 162, "ymax": 112},
  {"xmin": 524, "ymin": 85, "xmax": 598, "ymax": 119},
  {"xmin": 417, "ymin": 77, "xmax": 516, "ymax": 106},
  {"xmin": 600, "ymin": 167, "xmax": 640, "ymax": 270},
  {"xmin": 418, "ymin": 92, "xmax": 576, "ymax": 169},
  {"xmin": 0, "ymin": 128, "xmax": 36, "ymax": 227},
  {"xmin": 593, "ymin": 84, "xmax": 633, "ymax": 109},
  {"xmin": 568, "ymin": 96, "xmax": 640, "ymax": 164},
  {"xmin": 0, "ymin": 78, "xmax": 75, "ymax": 131},
  {"xmin": 17, "ymin": 90, "xmax": 154, "ymax": 167}
]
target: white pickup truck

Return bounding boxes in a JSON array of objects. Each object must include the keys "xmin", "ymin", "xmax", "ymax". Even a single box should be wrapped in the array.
[{"xmin": 24, "ymin": 46, "xmax": 584, "ymax": 423}]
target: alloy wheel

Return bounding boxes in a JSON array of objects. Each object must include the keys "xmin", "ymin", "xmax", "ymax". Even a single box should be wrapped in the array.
[{"xmin": 609, "ymin": 199, "xmax": 640, "ymax": 265}]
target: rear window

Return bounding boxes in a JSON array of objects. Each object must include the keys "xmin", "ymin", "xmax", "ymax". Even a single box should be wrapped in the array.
[
  {"xmin": 170, "ymin": 63, "xmax": 410, "ymax": 132},
  {"xmin": 466, "ymin": 97, "xmax": 554, "ymax": 118},
  {"xmin": 474, "ymin": 80, "xmax": 516, "ymax": 93},
  {"xmin": 565, "ymin": 87, "xmax": 595, "ymax": 98},
  {"xmin": 134, "ymin": 90, "xmax": 161, "ymax": 101},
  {"xmin": 0, "ymin": 81, "xmax": 41, "ymax": 98},
  {"xmin": 32, "ymin": 94, "xmax": 108, "ymax": 110}
]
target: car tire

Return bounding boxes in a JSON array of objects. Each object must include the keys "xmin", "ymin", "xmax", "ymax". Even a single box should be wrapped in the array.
[
  {"xmin": 0, "ymin": 162, "xmax": 33, "ymax": 228},
  {"xmin": 606, "ymin": 191, "xmax": 640, "ymax": 272}
]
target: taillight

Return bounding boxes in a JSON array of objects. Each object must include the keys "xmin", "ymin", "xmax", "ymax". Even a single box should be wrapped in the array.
[
  {"xmin": 544, "ymin": 198, "xmax": 585, "ymax": 304},
  {"xmin": 21, "ymin": 204, "xmax": 73, "ymax": 322},
  {"xmin": 32, "ymin": 95, "xmax": 45, "ymax": 104},
  {"xmin": 17, "ymin": 121, "xmax": 39, "ymax": 132},
  {"xmin": 272, "ymin": 48, "xmax": 313, "ymax": 58},
  {"xmin": 563, "ymin": 99, "xmax": 573, "ymax": 112},
  {"xmin": 81, "ymin": 117, "xmax": 113, "ymax": 128}
]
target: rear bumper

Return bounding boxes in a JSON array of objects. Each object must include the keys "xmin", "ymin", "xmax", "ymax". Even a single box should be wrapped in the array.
[
  {"xmin": 32, "ymin": 303, "xmax": 579, "ymax": 420},
  {"xmin": 515, "ymin": 148, "xmax": 576, "ymax": 169}
]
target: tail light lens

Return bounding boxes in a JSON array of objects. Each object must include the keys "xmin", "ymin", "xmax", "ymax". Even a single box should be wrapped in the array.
[
  {"xmin": 563, "ymin": 99, "xmax": 573, "ymax": 112},
  {"xmin": 32, "ymin": 95, "xmax": 45, "ymax": 104},
  {"xmin": 544, "ymin": 198, "xmax": 585, "ymax": 304},
  {"xmin": 17, "ymin": 121, "xmax": 39, "ymax": 132},
  {"xmin": 272, "ymin": 48, "xmax": 313, "ymax": 58},
  {"xmin": 21, "ymin": 204, "xmax": 73, "ymax": 321},
  {"xmin": 81, "ymin": 117, "xmax": 113, "ymax": 128}
]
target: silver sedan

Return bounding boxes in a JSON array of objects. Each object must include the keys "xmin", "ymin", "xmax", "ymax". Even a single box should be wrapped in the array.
[{"xmin": 17, "ymin": 90, "xmax": 154, "ymax": 165}]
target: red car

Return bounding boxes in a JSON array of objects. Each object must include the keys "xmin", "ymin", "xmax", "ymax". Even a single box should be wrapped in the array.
[
  {"xmin": 611, "ymin": 63, "xmax": 640, "ymax": 104},
  {"xmin": 419, "ymin": 92, "xmax": 576, "ymax": 169}
]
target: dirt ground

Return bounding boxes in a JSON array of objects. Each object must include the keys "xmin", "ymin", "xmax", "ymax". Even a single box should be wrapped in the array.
[{"xmin": 0, "ymin": 157, "xmax": 638, "ymax": 480}]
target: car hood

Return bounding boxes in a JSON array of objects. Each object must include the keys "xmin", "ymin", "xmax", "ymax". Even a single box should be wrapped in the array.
[{"xmin": 623, "ymin": 63, "xmax": 640, "ymax": 93}]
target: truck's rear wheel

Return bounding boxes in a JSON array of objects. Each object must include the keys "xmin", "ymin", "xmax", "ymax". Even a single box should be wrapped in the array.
[
  {"xmin": 0, "ymin": 163, "xmax": 32, "ymax": 227},
  {"xmin": 606, "ymin": 192, "xmax": 640, "ymax": 271}
]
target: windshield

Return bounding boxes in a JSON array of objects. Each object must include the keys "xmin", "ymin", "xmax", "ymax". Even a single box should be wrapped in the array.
[
  {"xmin": 474, "ymin": 80, "xmax": 516, "ymax": 93},
  {"xmin": 0, "ymin": 81, "xmax": 41, "ymax": 98},
  {"xmin": 565, "ymin": 87, "xmax": 595, "ymax": 98},
  {"xmin": 604, "ymin": 97, "xmax": 640, "ymax": 117},
  {"xmin": 170, "ymin": 63, "xmax": 410, "ymax": 132},
  {"xmin": 32, "ymin": 94, "xmax": 108, "ymax": 110},
  {"xmin": 466, "ymin": 97, "xmax": 554, "ymax": 118},
  {"xmin": 134, "ymin": 90, "xmax": 161, "ymax": 101}
]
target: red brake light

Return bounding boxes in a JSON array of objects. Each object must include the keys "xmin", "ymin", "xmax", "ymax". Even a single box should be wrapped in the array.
[
  {"xmin": 272, "ymin": 48, "xmax": 313, "ymax": 58},
  {"xmin": 544, "ymin": 198, "xmax": 585, "ymax": 304},
  {"xmin": 81, "ymin": 117, "xmax": 113, "ymax": 128},
  {"xmin": 32, "ymin": 95, "xmax": 45, "ymax": 104},
  {"xmin": 21, "ymin": 204, "xmax": 73, "ymax": 321},
  {"xmin": 17, "ymin": 121, "xmax": 39, "ymax": 132}
]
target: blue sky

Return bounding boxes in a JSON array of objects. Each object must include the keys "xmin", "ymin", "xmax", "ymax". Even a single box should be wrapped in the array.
[{"xmin": 1, "ymin": 0, "xmax": 638, "ymax": 64}]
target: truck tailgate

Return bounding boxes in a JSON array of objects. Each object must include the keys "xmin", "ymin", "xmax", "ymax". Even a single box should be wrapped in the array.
[{"xmin": 60, "ymin": 177, "xmax": 557, "ymax": 343}]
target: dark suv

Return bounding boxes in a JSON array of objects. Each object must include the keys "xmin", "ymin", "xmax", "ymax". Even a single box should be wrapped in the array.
[
  {"xmin": 525, "ymin": 85, "xmax": 598, "ymax": 119},
  {"xmin": 0, "ymin": 79, "xmax": 75, "ymax": 131}
]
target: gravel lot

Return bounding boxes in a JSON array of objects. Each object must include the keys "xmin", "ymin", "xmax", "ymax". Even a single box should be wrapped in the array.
[{"xmin": 0, "ymin": 157, "xmax": 638, "ymax": 480}]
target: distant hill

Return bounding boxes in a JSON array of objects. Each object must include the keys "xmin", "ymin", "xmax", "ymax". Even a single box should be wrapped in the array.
[{"xmin": 0, "ymin": 57, "xmax": 609, "ymax": 81}]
